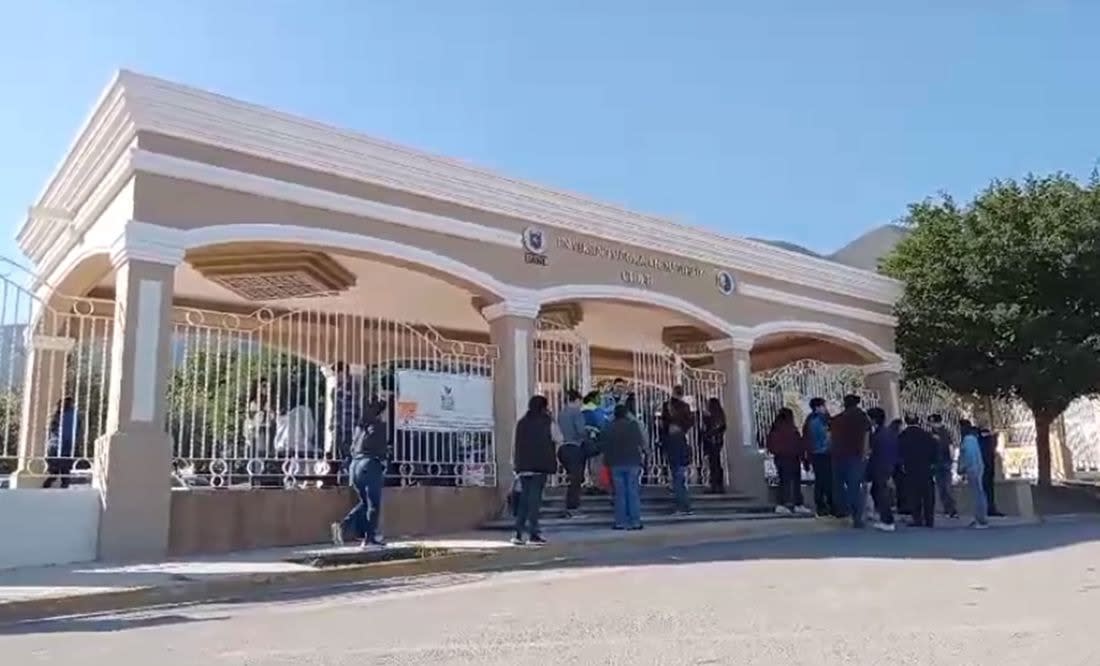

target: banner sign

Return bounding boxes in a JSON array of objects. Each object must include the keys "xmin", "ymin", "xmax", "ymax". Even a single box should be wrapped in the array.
[{"xmin": 395, "ymin": 370, "xmax": 494, "ymax": 432}]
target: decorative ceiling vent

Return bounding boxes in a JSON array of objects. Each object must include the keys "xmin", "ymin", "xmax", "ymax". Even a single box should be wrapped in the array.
[{"xmin": 188, "ymin": 249, "xmax": 356, "ymax": 302}]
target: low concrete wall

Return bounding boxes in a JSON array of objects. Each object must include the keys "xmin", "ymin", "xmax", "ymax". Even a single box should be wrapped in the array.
[
  {"xmin": 0, "ymin": 489, "xmax": 100, "ymax": 570},
  {"xmin": 168, "ymin": 485, "xmax": 502, "ymax": 556}
]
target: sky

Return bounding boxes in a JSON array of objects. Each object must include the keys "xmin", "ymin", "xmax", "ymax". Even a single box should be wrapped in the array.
[{"xmin": 1, "ymin": 1, "xmax": 1098, "ymax": 265}]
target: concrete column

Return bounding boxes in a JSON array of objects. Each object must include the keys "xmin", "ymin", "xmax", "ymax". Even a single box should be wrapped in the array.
[
  {"xmin": 11, "ymin": 335, "xmax": 74, "ymax": 486},
  {"xmin": 711, "ymin": 339, "xmax": 768, "ymax": 501},
  {"xmin": 94, "ymin": 242, "xmax": 181, "ymax": 561},
  {"xmin": 483, "ymin": 302, "xmax": 538, "ymax": 503},
  {"xmin": 863, "ymin": 360, "xmax": 903, "ymax": 421}
]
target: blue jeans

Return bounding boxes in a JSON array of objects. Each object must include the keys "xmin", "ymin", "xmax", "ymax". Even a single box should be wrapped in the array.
[
  {"xmin": 670, "ymin": 465, "xmax": 692, "ymax": 512},
  {"xmin": 342, "ymin": 457, "xmax": 385, "ymax": 542},
  {"xmin": 834, "ymin": 456, "xmax": 866, "ymax": 527},
  {"xmin": 612, "ymin": 465, "xmax": 642, "ymax": 528},
  {"xmin": 967, "ymin": 473, "xmax": 988, "ymax": 525},
  {"xmin": 514, "ymin": 473, "xmax": 548, "ymax": 537}
]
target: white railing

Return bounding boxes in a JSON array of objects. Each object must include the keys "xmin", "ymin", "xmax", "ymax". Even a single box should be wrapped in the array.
[
  {"xmin": 167, "ymin": 306, "xmax": 499, "ymax": 489},
  {"xmin": 0, "ymin": 261, "xmax": 114, "ymax": 488}
]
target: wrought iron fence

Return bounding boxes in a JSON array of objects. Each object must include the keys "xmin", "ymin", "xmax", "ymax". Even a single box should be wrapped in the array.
[
  {"xmin": 533, "ymin": 316, "xmax": 589, "ymax": 487},
  {"xmin": 752, "ymin": 359, "xmax": 879, "ymax": 485},
  {"xmin": 168, "ymin": 306, "xmax": 498, "ymax": 489},
  {"xmin": 0, "ymin": 260, "xmax": 114, "ymax": 488}
]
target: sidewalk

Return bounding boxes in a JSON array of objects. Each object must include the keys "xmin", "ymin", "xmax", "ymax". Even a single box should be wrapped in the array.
[{"xmin": 0, "ymin": 517, "xmax": 835, "ymax": 623}]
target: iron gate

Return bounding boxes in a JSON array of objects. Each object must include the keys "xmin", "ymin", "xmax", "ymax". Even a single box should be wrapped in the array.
[{"xmin": 533, "ymin": 316, "xmax": 589, "ymax": 486}]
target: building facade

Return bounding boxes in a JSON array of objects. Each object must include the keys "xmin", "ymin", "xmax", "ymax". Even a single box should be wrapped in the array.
[{"xmin": 9, "ymin": 71, "xmax": 904, "ymax": 561}]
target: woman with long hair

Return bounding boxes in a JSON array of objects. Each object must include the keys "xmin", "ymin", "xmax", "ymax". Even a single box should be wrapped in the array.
[
  {"xmin": 767, "ymin": 407, "xmax": 810, "ymax": 515},
  {"xmin": 702, "ymin": 398, "xmax": 727, "ymax": 494}
]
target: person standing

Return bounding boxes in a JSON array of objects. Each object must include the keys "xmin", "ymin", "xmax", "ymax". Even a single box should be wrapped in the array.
[
  {"xmin": 660, "ymin": 386, "xmax": 695, "ymax": 515},
  {"xmin": 44, "ymin": 397, "xmax": 80, "ymax": 489},
  {"xmin": 928, "ymin": 414, "xmax": 959, "ymax": 519},
  {"xmin": 899, "ymin": 414, "xmax": 938, "ymax": 527},
  {"xmin": 957, "ymin": 421, "xmax": 990, "ymax": 529},
  {"xmin": 829, "ymin": 394, "xmax": 871, "ymax": 528},
  {"xmin": 702, "ymin": 398, "xmax": 727, "ymax": 494},
  {"xmin": 331, "ymin": 399, "xmax": 389, "ymax": 549},
  {"xmin": 556, "ymin": 389, "xmax": 588, "ymax": 518},
  {"xmin": 803, "ymin": 397, "xmax": 833, "ymax": 517},
  {"xmin": 582, "ymin": 391, "xmax": 611, "ymax": 494},
  {"xmin": 600, "ymin": 403, "xmax": 646, "ymax": 530},
  {"xmin": 510, "ymin": 395, "xmax": 558, "ymax": 545},
  {"xmin": 767, "ymin": 408, "xmax": 811, "ymax": 515},
  {"xmin": 866, "ymin": 407, "xmax": 898, "ymax": 532},
  {"xmin": 978, "ymin": 426, "xmax": 1004, "ymax": 517}
]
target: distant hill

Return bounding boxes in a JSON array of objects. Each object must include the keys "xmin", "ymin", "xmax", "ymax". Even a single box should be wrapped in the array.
[{"xmin": 753, "ymin": 224, "xmax": 908, "ymax": 274}]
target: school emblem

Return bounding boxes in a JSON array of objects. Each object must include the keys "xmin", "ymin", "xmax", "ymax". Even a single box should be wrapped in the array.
[
  {"xmin": 522, "ymin": 227, "xmax": 547, "ymax": 255},
  {"xmin": 716, "ymin": 270, "xmax": 736, "ymax": 295},
  {"xmin": 440, "ymin": 385, "xmax": 456, "ymax": 411}
]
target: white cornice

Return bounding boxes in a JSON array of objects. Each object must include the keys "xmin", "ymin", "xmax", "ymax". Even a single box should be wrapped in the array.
[
  {"xmin": 738, "ymin": 283, "xmax": 897, "ymax": 327},
  {"xmin": 18, "ymin": 69, "xmax": 901, "ymax": 306},
  {"xmin": 707, "ymin": 338, "xmax": 755, "ymax": 353},
  {"xmin": 108, "ymin": 221, "xmax": 185, "ymax": 268},
  {"xmin": 862, "ymin": 358, "xmax": 905, "ymax": 376},
  {"xmin": 481, "ymin": 300, "xmax": 541, "ymax": 322}
]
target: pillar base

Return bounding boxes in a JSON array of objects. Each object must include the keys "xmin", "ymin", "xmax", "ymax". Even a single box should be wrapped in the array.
[
  {"xmin": 729, "ymin": 446, "xmax": 769, "ymax": 503},
  {"xmin": 94, "ymin": 430, "xmax": 173, "ymax": 562}
]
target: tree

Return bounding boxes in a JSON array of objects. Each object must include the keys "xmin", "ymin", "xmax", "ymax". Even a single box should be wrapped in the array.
[{"xmin": 882, "ymin": 172, "xmax": 1100, "ymax": 486}]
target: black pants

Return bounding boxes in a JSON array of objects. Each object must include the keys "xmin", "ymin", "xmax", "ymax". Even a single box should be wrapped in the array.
[
  {"xmin": 557, "ymin": 444, "xmax": 585, "ymax": 511},
  {"xmin": 775, "ymin": 455, "xmax": 804, "ymax": 508},
  {"xmin": 908, "ymin": 471, "xmax": 935, "ymax": 527},
  {"xmin": 893, "ymin": 464, "xmax": 909, "ymax": 515},
  {"xmin": 706, "ymin": 446, "xmax": 725, "ymax": 493},
  {"xmin": 514, "ymin": 473, "xmax": 547, "ymax": 537},
  {"xmin": 811, "ymin": 453, "xmax": 833, "ymax": 515},
  {"xmin": 43, "ymin": 458, "xmax": 73, "ymax": 489},
  {"xmin": 982, "ymin": 463, "xmax": 998, "ymax": 513},
  {"xmin": 871, "ymin": 469, "xmax": 894, "ymax": 525}
]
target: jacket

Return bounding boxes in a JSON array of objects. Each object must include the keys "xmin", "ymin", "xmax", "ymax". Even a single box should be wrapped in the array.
[
  {"xmin": 350, "ymin": 413, "xmax": 388, "ymax": 460},
  {"xmin": 513, "ymin": 411, "xmax": 557, "ymax": 474},
  {"xmin": 899, "ymin": 425, "xmax": 937, "ymax": 475},
  {"xmin": 958, "ymin": 433, "xmax": 985, "ymax": 479},
  {"xmin": 869, "ymin": 425, "xmax": 899, "ymax": 477},
  {"xmin": 930, "ymin": 425, "xmax": 954, "ymax": 467},
  {"xmin": 802, "ymin": 412, "xmax": 831, "ymax": 455},
  {"xmin": 766, "ymin": 423, "xmax": 805, "ymax": 459},
  {"xmin": 599, "ymin": 416, "xmax": 646, "ymax": 468},
  {"xmin": 830, "ymin": 407, "xmax": 870, "ymax": 459},
  {"xmin": 702, "ymin": 412, "xmax": 726, "ymax": 453},
  {"xmin": 558, "ymin": 403, "xmax": 587, "ymax": 445}
]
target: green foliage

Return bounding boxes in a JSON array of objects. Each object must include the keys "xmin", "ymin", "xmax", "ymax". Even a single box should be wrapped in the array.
[{"xmin": 883, "ymin": 172, "xmax": 1100, "ymax": 483}]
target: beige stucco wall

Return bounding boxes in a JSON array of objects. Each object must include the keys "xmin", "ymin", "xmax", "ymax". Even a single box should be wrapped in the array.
[{"xmin": 131, "ymin": 165, "xmax": 895, "ymax": 355}]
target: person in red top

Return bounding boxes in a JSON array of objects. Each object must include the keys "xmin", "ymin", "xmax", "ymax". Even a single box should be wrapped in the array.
[
  {"xmin": 767, "ymin": 408, "xmax": 811, "ymax": 515},
  {"xmin": 829, "ymin": 394, "xmax": 872, "ymax": 528}
]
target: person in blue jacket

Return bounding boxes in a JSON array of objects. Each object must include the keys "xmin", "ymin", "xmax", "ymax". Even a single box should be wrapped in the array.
[{"xmin": 957, "ymin": 420, "xmax": 990, "ymax": 529}]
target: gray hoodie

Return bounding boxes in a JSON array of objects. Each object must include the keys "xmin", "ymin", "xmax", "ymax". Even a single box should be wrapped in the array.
[{"xmin": 557, "ymin": 402, "xmax": 587, "ymax": 446}]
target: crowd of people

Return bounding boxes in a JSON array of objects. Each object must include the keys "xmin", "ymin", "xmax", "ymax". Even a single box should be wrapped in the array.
[
  {"xmin": 509, "ymin": 384, "xmax": 726, "ymax": 546},
  {"xmin": 767, "ymin": 394, "xmax": 1003, "ymax": 532}
]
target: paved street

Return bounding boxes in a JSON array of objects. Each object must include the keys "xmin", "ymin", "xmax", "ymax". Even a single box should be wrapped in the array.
[{"xmin": 3, "ymin": 519, "xmax": 1100, "ymax": 665}]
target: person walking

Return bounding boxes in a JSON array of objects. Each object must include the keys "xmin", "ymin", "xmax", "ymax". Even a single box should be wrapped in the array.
[
  {"xmin": 802, "ymin": 397, "xmax": 833, "ymax": 517},
  {"xmin": 928, "ymin": 414, "xmax": 959, "ymax": 519},
  {"xmin": 866, "ymin": 407, "xmax": 898, "ymax": 532},
  {"xmin": 331, "ymin": 399, "xmax": 389, "ymax": 549},
  {"xmin": 600, "ymin": 403, "xmax": 646, "ymax": 530},
  {"xmin": 899, "ymin": 414, "xmax": 938, "ymax": 527},
  {"xmin": 702, "ymin": 398, "xmax": 727, "ymax": 494},
  {"xmin": 957, "ymin": 421, "xmax": 990, "ymax": 529},
  {"xmin": 556, "ymin": 389, "xmax": 588, "ymax": 518},
  {"xmin": 978, "ymin": 426, "xmax": 1005, "ymax": 517},
  {"xmin": 829, "ymin": 394, "xmax": 871, "ymax": 528},
  {"xmin": 44, "ymin": 397, "xmax": 80, "ymax": 489},
  {"xmin": 510, "ymin": 395, "xmax": 558, "ymax": 545},
  {"xmin": 767, "ymin": 408, "xmax": 811, "ymax": 515},
  {"xmin": 660, "ymin": 386, "xmax": 695, "ymax": 514}
]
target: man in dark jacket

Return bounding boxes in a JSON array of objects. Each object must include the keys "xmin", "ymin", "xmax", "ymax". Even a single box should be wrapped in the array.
[
  {"xmin": 928, "ymin": 414, "xmax": 959, "ymax": 519},
  {"xmin": 660, "ymin": 386, "xmax": 695, "ymax": 514},
  {"xmin": 867, "ymin": 408, "xmax": 898, "ymax": 531},
  {"xmin": 332, "ymin": 398, "xmax": 390, "ymax": 548},
  {"xmin": 600, "ymin": 403, "xmax": 647, "ymax": 529},
  {"xmin": 512, "ymin": 395, "xmax": 557, "ymax": 545},
  {"xmin": 829, "ymin": 394, "xmax": 871, "ymax": 527},
  {"xmin": 899, "ymin": 414, "xmax": 938, "ymax": 527}
]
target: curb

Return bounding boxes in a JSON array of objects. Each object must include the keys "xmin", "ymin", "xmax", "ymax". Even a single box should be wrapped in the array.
[{"xmin": 0, "ymin": 519, "xmax": 834, "ymax": 624}]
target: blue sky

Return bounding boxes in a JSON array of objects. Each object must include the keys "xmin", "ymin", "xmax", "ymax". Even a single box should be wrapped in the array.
[{"xmin": 1, "ymin": 1, "xmax": 1098, "ymax": 263}]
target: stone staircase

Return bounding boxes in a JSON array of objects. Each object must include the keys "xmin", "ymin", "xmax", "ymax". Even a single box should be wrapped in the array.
[{"xmin": 481, "ymin": 488, "xmax": 810, "ymax": 531}]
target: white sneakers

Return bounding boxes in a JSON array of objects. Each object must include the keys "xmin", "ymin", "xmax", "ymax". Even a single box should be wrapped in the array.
[
  {"xmin": 774, "ymin": 505, "xmax": 792, "ymax": 515},
  {"xmin": 330, "ymin": 522, "xmax": 344, "ymax": 547},
  {"xmin": 873, "ymin": 521, "xmax": 896, "ymax": 532},
  {"xmin": 775, "ymin": 505, "xmax": 813, "ymax": 516},
  {"xmin": 794, "ymin": 506, "xmax": 814, "ymax": 517}
]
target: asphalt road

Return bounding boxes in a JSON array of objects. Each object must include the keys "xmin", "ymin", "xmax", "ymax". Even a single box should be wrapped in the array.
[{"xmin": 3, "ymin": 519, "xmax": 1100, "ymax": 665}]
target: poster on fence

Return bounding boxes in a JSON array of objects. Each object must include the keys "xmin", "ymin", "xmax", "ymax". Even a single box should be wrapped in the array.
[{"xmin": 395, "ymin": 369, "xmax": 494, "ymax": 432}]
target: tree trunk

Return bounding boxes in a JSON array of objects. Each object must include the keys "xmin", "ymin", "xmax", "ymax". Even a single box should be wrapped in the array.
[{"xmin": 1034, "ymin": 411, "xmax": 1055, "ymax": 487}]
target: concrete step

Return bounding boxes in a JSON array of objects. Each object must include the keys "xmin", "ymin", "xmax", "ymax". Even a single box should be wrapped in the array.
[
  {"xmin": 482, "ymin": 511, "xmax": 813, "ymax": 531},
  {"xmin": 534, "ymin": 501, "xmax": 774, "ymax": 518},
  {"xmin": 541, "ymin": 492, "xmax": 755, "ymax": 505}
]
